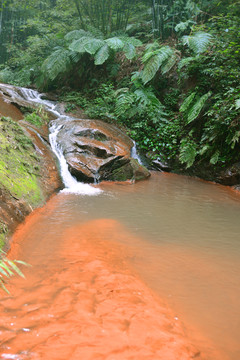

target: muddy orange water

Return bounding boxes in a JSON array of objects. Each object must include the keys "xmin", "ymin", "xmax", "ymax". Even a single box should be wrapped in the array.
[{"xmin": 1, "ymin": 172, "xmax": 240, "ymax": 359}]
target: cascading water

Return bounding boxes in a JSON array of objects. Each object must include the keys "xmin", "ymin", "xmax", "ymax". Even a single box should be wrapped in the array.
[
  {"xmin": 131, "ymin": 141, "xmax": 143, "ymax": 165},
  {"xmin": 0, "ymin": 83, "xmax": 102, "ymax": 195}
]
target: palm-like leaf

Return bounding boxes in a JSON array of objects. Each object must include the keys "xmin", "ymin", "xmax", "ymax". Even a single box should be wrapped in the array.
[
  {"xmin": 65, "ymin": 30, "xmax": 93, "ymax": 42},
  {"xmin": 106, "ymin": 37, "xmax": 124, "ymax": 50},
  {"xmin": 123, "ymin": 43, "xmax": 136, "ymax": 60},
  {"xmin": 141, "ymin": 46, "xmax": 174, "ymax": 84},
  {"xmin": 186, "ymin": 92, "xmax": 211, "ymax": 123},
  {"xmin": 94, "ymin": 44, "xmax": 110, "ymax": 65},
  {"xmin": 182, "ymin": 32, "xmax": 213, "ymax": 55},
  {"xmin": 42, "ymin": 48, "xmax": 72, "ymax": 81},
  {"xmin": 84, "ymin": 39, "xmax": 105, "ymax": 55}
]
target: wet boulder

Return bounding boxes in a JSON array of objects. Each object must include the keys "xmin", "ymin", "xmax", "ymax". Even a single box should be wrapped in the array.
[{"xmin": 54, "ymin": 119, "xmax": 150, "ymax": 183}]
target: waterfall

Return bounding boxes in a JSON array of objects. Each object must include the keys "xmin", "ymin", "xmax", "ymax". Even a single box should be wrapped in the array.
[
  {"xmin": 0, "ymin": 83, "xmax": 102, "ymax": 195},
  {"xmin": 131, "ymin": 141, "xmax": 143, "ymax": 165}
]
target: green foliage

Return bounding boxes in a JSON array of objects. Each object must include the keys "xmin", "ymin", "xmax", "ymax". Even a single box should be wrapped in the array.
[
  {"xmin": 141, "ymin": 44, "xmax": 177, "ymax": 84},
  {"xmin": 0, "ymin": 249, "xmax": 29, "ymax": 294},
  {"xmin": 182, "ymin": 31, "xmax": 213, "ymax": 55},
  {"xmin": 180, "ymin": 91, "xmax": 211, "ymax": 124},
  {"xmin": 179, "ymin": 138, "xmax": 198, "ymax": 168}
]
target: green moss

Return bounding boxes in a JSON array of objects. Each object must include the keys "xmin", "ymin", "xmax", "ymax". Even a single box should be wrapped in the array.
[
  {"xmin": 0, "ymin": 222, "xmax": 8, "ymax": 250},
  {"xmin": 0, "ymin": 117, "xmax": 43, "ymax": 207}
]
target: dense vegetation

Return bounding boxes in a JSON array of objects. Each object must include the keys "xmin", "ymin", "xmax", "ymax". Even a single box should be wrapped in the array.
[{"xmin": 0, "ymin": 0, "xmax": 240, "ymax": 174}]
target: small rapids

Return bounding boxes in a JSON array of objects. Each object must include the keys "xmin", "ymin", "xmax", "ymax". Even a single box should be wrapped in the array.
[{"xmin": 0, "ymin": 83, "xmax": 103, "ymax": 195}]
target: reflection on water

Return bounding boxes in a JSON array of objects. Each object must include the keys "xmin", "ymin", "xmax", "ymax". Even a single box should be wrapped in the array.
[{"xmin": 1, "ymin": 172, "xmax": 240, "ymax": 359}]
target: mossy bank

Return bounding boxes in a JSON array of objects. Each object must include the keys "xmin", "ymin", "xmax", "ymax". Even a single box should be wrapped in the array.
[{"xmin": 0, "ymin": 115, "xmax": 61, "ymax": 250}]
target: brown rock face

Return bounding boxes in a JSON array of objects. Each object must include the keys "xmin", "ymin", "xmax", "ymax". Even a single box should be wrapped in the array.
[{"xmin": 55, "ymin": 119, "xmax": 150, "ymax": 183}]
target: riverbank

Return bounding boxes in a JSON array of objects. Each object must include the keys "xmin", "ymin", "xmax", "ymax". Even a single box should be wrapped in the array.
[{"xmin": 0, "ymin": 95, "xmax": 61, "ymax": 250}]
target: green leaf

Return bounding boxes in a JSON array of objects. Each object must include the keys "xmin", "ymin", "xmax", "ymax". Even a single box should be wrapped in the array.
[
  {"xmin": 179, "ymin": 139, "xmax": 197, "ymax": 168},
  {"xmin": 42, "ymin": 48, "xmax": 72, "ymax": 81},
  {"xmin": 235, "ymin": 99, "xmax": 240, "ymax": 110},
  {"xmin": 178, "ymin": 57, "xmax": 196, "ymax": 70},
  {"xmin": 142, "ymin": 46, "xmax": 174, "ymax": 84},
  {"xmin": 84, "ymin": 39, "xmax": 105, "ymax": 55},
  {"xmin": 182, "ymin": 32, "xmax": 213, "ymax": 55},
  {"xmin": 210, "ymin": 150, "xmax": 220, "ymax": 165},
  {"xmin": 180, "ymin": 92, "xmax": 196, "ymax": 112},
  {"xmin": 94, "ymin": 44, "xmax": 110, "ymax": 65},
  {"xmin": 123, "ymin": 43, "xmax": 136, "ymax": 60},
  {"xmin": 106, "ymin": 37, "xmax": 124, "ymax": 50},
  {"xmin": 186, "ymin": 92, "xmax": 211, "ymax": 124},
  {"xmin": 65, "ymin": 30, "xmax": 93, "ymax": 42}
]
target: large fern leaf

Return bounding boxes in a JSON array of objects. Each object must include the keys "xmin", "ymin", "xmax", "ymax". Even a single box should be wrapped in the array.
[
  {"xmin": 179, "ymin": 139, "xmax": 197, "ymax": 168},
  {"xmin": 179, "ymin": 92, "xmax": 196, "ymax": 112},
  {"xmin": 42, "ymin": 48, "xmax": 72, "ymax": 81},
  {"xmin": 178, "ymin": 57, "xmax": 196, "ymax": 70},
  {"xmin": 65, "ymin": 30, "xmax": 93, "ymax": 42},
  {"xmin": 94, "ymin": 44, "xmax": 110, "ymax": 65},
  {"xmin": 186, "ymin": 92, "xmax": 211, "ymax": 124},
  {"xmin": 123, "ymin": 43, "xmax": 136, "ymax": 60},
  {"xmin": 120, "ymin": 37, "xmax": 142, "ymax": 47},
  {"xmin": 142, "ymin": 46, "xmax": 174, "ymax": 84},
  {"xmin": 161, "ymin": 53, "xmax": 178, "ymax": 74},
  {"xmin": 84, "ymin": 38, "xmax": 105, "ymax": 55},
  {"xmin": 70, "ymin": 36, "xmax": 98, "ymax": 53},
  {"xmin": 105, "ymin": 37, "xmax": 124, "ymax": 50},
  {"xmin": 182, "ymin": 32, "xmax": 213, "ymax": 55}
]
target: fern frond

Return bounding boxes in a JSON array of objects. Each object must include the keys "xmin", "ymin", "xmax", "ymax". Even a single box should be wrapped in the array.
[
  {"xmin": 142, "ymin": 46, "xmax": 174, "ymax": 84},
  {"xmin": 106, "ymin": 37, "xmax": 124, "ymax": 50},
  {"xmin": 210, "ymin": 150, "xmax": 220, "ymax": 165},
  {"xmin": 161, "ymin": 53, "xmax": 177, "ymax": 74},
  {"xmin": 94, "ymin": 44, "xmax": 110, "ymax": 65},
  {"xmin": 180, "ymin": 92, "xmax": 196, "ymax": 112},
  {"xmin": 65, "ymin": 30, "xmax": 93, "ymax": 42},
  {"xmin": 120, "ymin": 37, "xmax": 142, "ymax": 47},
  {"xmin": 182, "ymin": 32, "xmax": 213, "ymax": 55},
  {"xmin": 123, "ymin": 43, "xmax": 136, "ymax": 60},
  {"xmin": 179, "ymin": 139, "xmax": 197, "ymax": 168},
  {"xmin": 186, "ymin": 92, "xmax": 211, "ymax": 124},
  {"xmin": 69, "ymin": 37, "xmax": 93, "ymax": 53},
  {"xmin": 115, "ymin": 93, "xmax": 135, "ymax": 116},
  {"xmin": 83, "ymin": 38, "xmax": 105, "ymax": 55},
  {"xmin": 235, "ymin": 99, "xmax": 240, "ymax": 110},
  {"xmin": 178, "ymin": 57, "xmax": 196, "ymax": 70},
  {"xmin": 42, "ymin": 48, "xmax": 71, "ymax": 81}
]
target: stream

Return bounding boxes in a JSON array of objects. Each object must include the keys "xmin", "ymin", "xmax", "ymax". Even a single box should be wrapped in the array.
[{"xmin": 0, "ymin": 85, "xmax": 240, "ymax": 359}]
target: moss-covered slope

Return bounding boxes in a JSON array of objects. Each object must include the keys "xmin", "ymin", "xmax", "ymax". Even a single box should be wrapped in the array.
[{"xmin": 0, "ymin": 115, "xmax": 61, "ymax": 250}]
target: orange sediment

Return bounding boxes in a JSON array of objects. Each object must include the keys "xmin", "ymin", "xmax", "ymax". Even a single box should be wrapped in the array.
[{"xmin": 1, "ymin": 217, "xmax": 202, "ymax": 360}]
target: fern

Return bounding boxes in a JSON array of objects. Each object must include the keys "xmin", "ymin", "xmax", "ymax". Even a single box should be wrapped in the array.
[
  {"xmin": 179, "ymin": 138, "xmax": 198, "ymax": 168},
  {"xmin": 69, "ymin": 37, "xmax": 95, "ymax": 53},
  {"xmin": 65, "ymin": 30, "xmax": 93, "ymax": 42},
  {"xmin": 178, "ymin": 57, "xmax": 196, "ymax": 70},
  {"xmin": 41, "ymin": 48, "xmax": 72, "ymax": 81},
  {"xmin": 83, "ymin": 39, "xmax": 105, "ymax": 55},
  {"xmin": 115, "ymin": 92, "xmax": 135, "ymax": 116},
  {"xmin": 142, "ymin": 46, "xmax": 175, "ymax": 84},
  {"xmin": 123, "ymin": 43, "xmax": 136, "ymax": 60},
  {"xmin": 210, "ymin": 150, "xmax": 220, "ymax": 165},
  {"xmin": 106, "ymin": 37, "xmax": 124, "ymax": 50},
  {"xmin": 94, "ymin": 44, "xmax": 109, "ymax": 65},
  {"xmin": 0, "ymin": 249, "xmax": 28, "ymax": 294},
  {"xmin": 179, "ymin": 92, "xmax": 196, "ymax": 112},
  {"xmin": 186, "ymin": 92, "xmax": 211, "ymax": 124},
  {"xmin": 182, "ymin": 32, "xmax": 213, "ymax": 55},
  {"xmin": 235, "ymin": 99, "xmax": 240, "ymax": 110}
]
